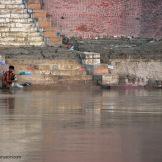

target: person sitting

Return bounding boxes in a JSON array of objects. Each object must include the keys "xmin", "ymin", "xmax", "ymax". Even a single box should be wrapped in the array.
[{"xmin": 2, "ymin": 65, "xmax": 16, "ymax": 89}]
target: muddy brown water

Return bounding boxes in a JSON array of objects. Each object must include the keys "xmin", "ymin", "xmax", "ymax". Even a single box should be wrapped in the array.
[{"xmin": 0, "ymin": 87, "xmax": 162, "ymax": 162}]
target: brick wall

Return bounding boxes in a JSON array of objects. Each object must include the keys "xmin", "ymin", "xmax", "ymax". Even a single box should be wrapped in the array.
[{"xmin": 43, "ymin": 0, "xmax": 162, "ymax": 39}]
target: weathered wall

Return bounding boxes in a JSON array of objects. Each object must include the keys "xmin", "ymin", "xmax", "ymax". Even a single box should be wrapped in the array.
[
  {"xmin": 93, "ymin": 59, "xmax": 162, "ymax": 87},
  {"xmin": 140, "ymin": 0, "xmax": 162, "ymax": 39},
  {"xmin": 6, "ymin": 58, "xmax": 88, "ymax": 85},
  {"xmin": 44, "ymin": 0, "xmax": 162, "ymax": 39},
  {"xmin": 110, "ymin": 59, "xmax": 162, "ymax": 81}
]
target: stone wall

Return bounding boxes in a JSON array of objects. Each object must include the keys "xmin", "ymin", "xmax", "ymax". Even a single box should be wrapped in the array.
[
  {"xmin": 43, "ymin": 0, "xmax": 162, "ymax": 39},
  {"xmin": 109, "ymin": 59, "xmax": 162, "ymax": 85},
  {"xmin": 78, "ymin": 38, "xmax": 162, "ymax": 87}
]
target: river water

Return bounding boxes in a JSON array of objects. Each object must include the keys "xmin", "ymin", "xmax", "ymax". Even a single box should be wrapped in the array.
[{"xmin": 0, "ymin": 87, "xmax": 162, "ymax": 162}]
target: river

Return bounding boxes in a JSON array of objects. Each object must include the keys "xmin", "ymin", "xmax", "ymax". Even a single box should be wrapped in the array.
[{"xmin": 0, "ymin": 87, "xmax": 162, "ymax": 162}]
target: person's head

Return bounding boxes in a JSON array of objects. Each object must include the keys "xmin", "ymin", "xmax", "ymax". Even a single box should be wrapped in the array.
[{"xmin": 9, "ymin": 65, "xmax": 15, "ymax": 72}]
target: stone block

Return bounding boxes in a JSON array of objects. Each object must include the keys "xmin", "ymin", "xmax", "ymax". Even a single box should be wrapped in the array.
[
  {"xmin": 0, "ymin": 4, "xmax": 5, "ymax": 9},
  {"xmin": 0, "ymin": 14, "xmax": 11, "ymax": 18},
  {"xmin": 93, "ymin": 64, "xmax": 109, "ymax": 75},
  {"xmin": 81, "ymin": 52, "xmax": 100, "ymax": 65},
  {"xmin": 29, "ymin": 41, "xmax": 44, "ymax": 46},
  {"xmin": 0, "ymin": 28, "xmax": 10, "ymax": 32},
  {"xmin": 94, "ymin": 74, "xmax": 119, "ymax": 86},
  {"xmin": 10, "ymin": 13, "xmax": 29, "ymax": 18},
  {"xmin": 10, "ymin": 18, "xmax": 29, "ymax": 23},
  {"xmin": 6, "ymin": 4, "xmax": 25, "ymax": 9},
  {"xmin": 29, "ymin": 36, "xmax": 43, "ymax": 42},
  {"xmin": 0, "ymin": 0, "xmax": 22, "ymax": 4},
  {"xmin": 27, "ymin": 3, "xmax": 41, "ymax": 10},
  {"xmin": 0, "ymin": 8, "xmax": 27, "ymax": 14},
  {"xmin": 0, "ymin": 18, "xmax": 6, "ymax": 22},
  {"xmin": 102, "ymin": 74, "xmax": 119, "ymax": 85}
]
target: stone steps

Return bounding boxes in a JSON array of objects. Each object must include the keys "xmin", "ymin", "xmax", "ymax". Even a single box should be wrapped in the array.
[
  {"xmin": 0, "ymin": 4, "xmax": 25, "ymax": 9},
  {"xmin": 0, "ymin": 21, "xmax": 36, "ymax": 27},
  {"xmin": 0, "ymin": 36, "xmax": 43, "ymax": 41},
  {"xmin": 27, "ymin": 2, "xmax": 41, "ymax": 10},
  {"xmin": 0, "ymin": 8, "xmax": 27, "ymax": 14},
  {"xmin": 0, "ymin": 31, "xmax": 41, "ymax": 37},
  {"xmin": 0, "ymin": 0, "xmax": 23, "ymax": 4},
  {"xmin": 0, "ymin": 26, "xmax": 38, "ymax": 32},
  {"xmin": 2, "ymin": 18, "xmax": 34, "ymax": 23},
  {"xmin": 0, "ymin": 36, "xmax": 43, "ymax": 42},
  {"xmin": 0, "ymin": 22, "xmax": 35, "ymax": 28},
  {"xmin": 0, "ymin": 41, "xmax": 44, "ymax": 46},
  {"xmin": 27, "ymin": 0, "xmax": 61, "ymax": 45},
  {"xmin": 0, "ymin": 13, "xmax": 30, "ymax": 18},
  {"xmin": 0, "ymin": 0, "xmax": 45, "ymax": 46}
]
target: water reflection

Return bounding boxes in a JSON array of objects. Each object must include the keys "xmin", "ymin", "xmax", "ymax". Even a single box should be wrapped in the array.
[{"xmin": 0, "ymin": 88, "xmax": 162, "ymax": 162}]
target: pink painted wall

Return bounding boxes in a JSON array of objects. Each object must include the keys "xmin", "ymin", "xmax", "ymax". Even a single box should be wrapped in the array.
[
  {"xmin": 43, "ymin": 0, "xmax": 162, "ymax": 39},
  {"xmin": 140, "ymin": 0, "xmax": 162, "ymax": 39}
]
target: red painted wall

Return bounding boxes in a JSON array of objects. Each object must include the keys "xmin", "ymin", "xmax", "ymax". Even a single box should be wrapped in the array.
[{"xmin": 44, "ymin": 0, "xmax": 162, "ymax": 39}]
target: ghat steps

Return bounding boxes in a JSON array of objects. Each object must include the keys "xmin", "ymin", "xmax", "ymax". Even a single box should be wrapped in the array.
[
  {"xmin": 27, "ymin": 0, "xmax": 61, "ymax": 45},
  {"xmin": 0, "ymin": 0, "xmax": 44, "ymax": 47}
]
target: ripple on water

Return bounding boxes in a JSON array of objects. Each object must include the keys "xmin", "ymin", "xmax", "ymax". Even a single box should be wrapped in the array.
[{"xmin": 0, "ymin": 89, "xmax": 162, "ymax": 162}]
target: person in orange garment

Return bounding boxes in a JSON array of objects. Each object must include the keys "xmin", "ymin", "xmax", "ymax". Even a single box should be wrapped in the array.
[{"xmin": 2, "ymin": 65, "xmax": 16, "ymax": 88}]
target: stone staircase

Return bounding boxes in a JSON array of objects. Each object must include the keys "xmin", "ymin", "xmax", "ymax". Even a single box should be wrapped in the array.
[
  {"xmin": 0, "ymin": 0, "xmax": 45, "ymax": 47},
  {"xmin": 27, "ymin": 0, "xmax": 61, "ymax": 45}
]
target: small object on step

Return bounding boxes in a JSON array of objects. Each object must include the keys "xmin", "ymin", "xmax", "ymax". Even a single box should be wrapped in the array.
[
  {"xmin": 19, "ymin": 71, "xmax": 32, "ymax": 75},
  {"xmin": 108, "ymin": 65, "xmax": 114, "ymax": 70},
  {"xmin": 12, "ymin": 83, "xmax": 24, "ymax": 88},
  {"xmin": 21, "ymin": 82, "xmax": 32, "ymax": 87}
]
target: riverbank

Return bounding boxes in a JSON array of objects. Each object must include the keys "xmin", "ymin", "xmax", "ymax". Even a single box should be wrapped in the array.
[
  {"xmin": 1, "ymin": 46, "xmax": 91, "ymax": 86},
  {"xmin": 78, "ymin": 38, "xmax": 162, "ymax": 88},
  {"xmin": 1, "ymin": 37, "xmax": 162, "ymax": 88}
]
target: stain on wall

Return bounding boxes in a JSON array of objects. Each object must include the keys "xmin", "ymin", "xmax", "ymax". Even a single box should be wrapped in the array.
[{"xmin": 140, "ymin": 0, "xmax": 162, "ymax": 39}]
